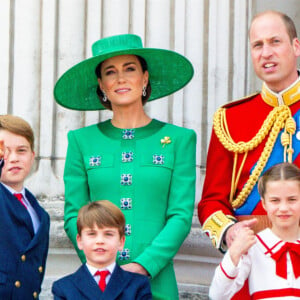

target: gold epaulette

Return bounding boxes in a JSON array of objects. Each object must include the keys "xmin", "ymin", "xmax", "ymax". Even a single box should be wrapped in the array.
[
  {"xmin": 202, "ymin": 211, "xmax": 236, "ymax": 251},
  {"xmin": 221, "ymin": 91, "xmax": 260, "ymax": 109}
]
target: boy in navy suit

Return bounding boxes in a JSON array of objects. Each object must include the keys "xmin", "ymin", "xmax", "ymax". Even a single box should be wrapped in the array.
[
  {"xmin": 0, "ymin": 115, "xmax": 50, "ymax": 299},
  {"xmin": 52, "ymin": 200, "xmax": 152, "ymax": 299}
]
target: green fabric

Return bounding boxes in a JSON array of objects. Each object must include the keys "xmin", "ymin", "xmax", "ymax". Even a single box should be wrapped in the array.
[{"xmin": 63, "ymin": 119, "xmax": 196, "ymax": 299}]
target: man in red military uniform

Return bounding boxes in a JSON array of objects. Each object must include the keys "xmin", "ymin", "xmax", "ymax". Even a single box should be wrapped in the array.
[{"xmin": 198, "ymin": 10, "xmax": 300, "ymax": 299}]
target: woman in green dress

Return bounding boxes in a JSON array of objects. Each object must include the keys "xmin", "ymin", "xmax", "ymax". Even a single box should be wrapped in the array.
[{"xmin": 54, "ymin": 34, "xmax": 196, "ymax": 300}]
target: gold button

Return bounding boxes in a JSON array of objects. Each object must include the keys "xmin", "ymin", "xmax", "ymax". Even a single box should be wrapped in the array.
[
  {"xmin": 33, "ymin": 291, "xmax": 38, "ymax": 298},
  {"xmin": 38, "ymin": 266, "xmax": 43, "ymax": 273},
  {"xmin": 21, "ymin": 255, "xmax": 26, "ymax": 262},
  {"xmin": 15, "ymin": 281, "xmax": 21, "ymax": 288}
]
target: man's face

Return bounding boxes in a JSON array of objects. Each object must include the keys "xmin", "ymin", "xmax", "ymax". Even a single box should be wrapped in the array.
[{"xmin": 249, "ymin": 13, "xmax": 300, "ymax": 92}]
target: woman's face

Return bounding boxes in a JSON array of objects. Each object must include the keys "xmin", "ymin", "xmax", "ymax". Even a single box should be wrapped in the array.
[{"xmin": 98, "ymin": 55, "xmax": 148, "ymax": 110}]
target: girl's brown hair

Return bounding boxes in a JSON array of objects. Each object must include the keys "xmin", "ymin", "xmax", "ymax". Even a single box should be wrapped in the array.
[{"xmin": 258, "ymin": 163, "xmax": 300, "ymax": 198}]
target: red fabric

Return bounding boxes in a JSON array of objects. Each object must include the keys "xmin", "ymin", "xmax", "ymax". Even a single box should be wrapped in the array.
[
  {"xmin": 271, "ymin": 242, "xmax": 300, "ymax": 279},
  {"xmin": 231, "ymin": 279, "xmax": 250, "ymax": 300},
  {"xmin": 198, "ymin": 94, "xmax": 300, "ymax": 224},
  {"xmin": 198, "ymin": 95, "xmax": 300, "ymax": 299},
  {"xmin": 251, "ymin": 201, "xmax": 266, "ymax": 215},
  {"xmin": 252, "ymin": 288, "xmax": 300, "ymax": 299},
  {"xmin": 95, "ymin": 270, "xmax": 110, "ymax": 291},
  {"xmin": 14, "ymin": 193, "xmax": 26, "ymax": 209}
]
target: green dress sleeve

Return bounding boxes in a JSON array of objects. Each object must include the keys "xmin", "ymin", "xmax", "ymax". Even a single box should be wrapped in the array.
[{"xmin": 134, "ymin": 128, "xmax": 196, "ymax": 278}]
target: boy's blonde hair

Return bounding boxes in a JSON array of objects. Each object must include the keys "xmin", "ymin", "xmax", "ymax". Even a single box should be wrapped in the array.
[
  {"xmin": 258, "ymin": 163, "xmax": 300, "ymax": 198},
  {"xmin": 0, "ymin": 115, "xmax": 34, "ymax": 151},
  {"xmin": 77, "ymin": 200, "xmax": 125, "ymax": 237}
]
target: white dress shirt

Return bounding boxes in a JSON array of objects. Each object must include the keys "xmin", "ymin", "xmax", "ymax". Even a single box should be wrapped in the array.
[
  {"xmin": 209, "ymin": 228, "xmax": 300, "ymax": 300},
  {"xmin": 86, "ymin": 261, "xmax": 116, "ymax": 286}
]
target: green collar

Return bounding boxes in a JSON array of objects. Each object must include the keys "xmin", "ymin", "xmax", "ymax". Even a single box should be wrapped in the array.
[{"xmin": 98, "ymin": 118, "xmax": 165, "ymax": 140}]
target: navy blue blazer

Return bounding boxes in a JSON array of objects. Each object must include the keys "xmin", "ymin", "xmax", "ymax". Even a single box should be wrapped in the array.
[
  {"xmin": 52, "ymin": 264, "xmax": 152, "ymax": 300},
  {"xmin": 0, "ymin": 183, "xmax": 50, "ymax": 300}
]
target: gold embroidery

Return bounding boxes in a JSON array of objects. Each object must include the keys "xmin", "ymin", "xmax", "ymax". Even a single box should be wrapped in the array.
[{"xmin": 202, "ymin": 211, "xmax": 236, "ymax": 249}]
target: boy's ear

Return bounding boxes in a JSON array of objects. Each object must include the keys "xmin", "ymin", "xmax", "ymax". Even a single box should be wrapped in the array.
[
  {"xmin": 119, "ymin": 235, "xmax": 125, "ymax": 250},
  {"xmin": 76, "ymin": 234, "xmax": 83, "ymax": 250}
]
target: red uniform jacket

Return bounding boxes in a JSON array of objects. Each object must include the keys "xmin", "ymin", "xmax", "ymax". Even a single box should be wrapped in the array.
[{"xmin": 198, "ymin": 92, "xmax": 300, "ymax": 247}]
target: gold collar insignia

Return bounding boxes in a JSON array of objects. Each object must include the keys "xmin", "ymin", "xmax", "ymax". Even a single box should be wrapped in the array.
[{"xmin": 261, "ymin": 77, "xmax": 300, "ymax": 107}]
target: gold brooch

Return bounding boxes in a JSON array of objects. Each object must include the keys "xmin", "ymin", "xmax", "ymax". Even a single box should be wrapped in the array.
[{"xmin": 161, "ymin": 136, "xmax": 171, "ymax": 147}]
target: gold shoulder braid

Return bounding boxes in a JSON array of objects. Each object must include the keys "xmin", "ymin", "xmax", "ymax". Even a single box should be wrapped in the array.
[{"xmin": 213, "ymin": 104, "xmax": 295, "ymax": 209}]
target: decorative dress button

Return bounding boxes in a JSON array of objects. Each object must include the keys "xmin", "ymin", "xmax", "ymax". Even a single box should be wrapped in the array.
[
  {"xmin": 125, "ymin": 224, "xmax": 131, "ymax": 236},
  {"xmin": 89, "ymin": 156, "xmax": 101, "ymax": 166},
  {"xmin": 118, "ymin": 248, "xmax": 130, "ymax": 260},
  {"xmin": 38, "ymin": 266, "xmax": 43, "ymax": 273},
  {"xmin": 153, "ymin": 154, "xmax": 164, "ymax": 165},
  {"xmin": 121, "ymin": 174, "xmax": 132, "ymax": 185},
  {"xmin": 15, "ymin": 281, "xmax": 21, "ymax": 288},
  {"xmin": 122, "ymin": 151, "xmax": 134, "ymax": 162},
  {"xmin": 120, "ymin": 198, "xmax": 132, "ymax": 209},
  {"xmin": 21, "ymin": 255, "xmax": 26, "ymax": 262},
  {"xmin": 122, "ymin": 129, "xmax": 135, "ymax": 139},
  {"xmin": 296, "ymin": 116, "xmax": 300, "ymax": 140}
]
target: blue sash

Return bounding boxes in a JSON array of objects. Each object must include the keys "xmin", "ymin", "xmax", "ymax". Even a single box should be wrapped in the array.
[{"xmin": 235, "ymin": 110, "xmax": 300, "ymax": 215}]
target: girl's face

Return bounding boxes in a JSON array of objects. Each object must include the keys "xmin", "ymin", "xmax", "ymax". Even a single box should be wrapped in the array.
[
  {"xmin": 262, "ymin": 180, "xmax": 300, "ymax": 239},
  {"xmin": 98, "ymin": 55, "xmax": 148, "ymax": 111}
]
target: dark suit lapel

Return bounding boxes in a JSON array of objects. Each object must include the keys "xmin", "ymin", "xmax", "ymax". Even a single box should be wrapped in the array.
[
  {"xmin": 24, "ymin": 189, "xmax": 50, "ymax": 250},
  {"xmin": 103, "ymin": 265, "xmax": 131, "ymax": 299},
  {"xmin": 0, "ymin": 184, "xmax": 35, "ymax": 237},
  {"xmin": 72, "ymin": 265, "xmax": 103, "ymax": 300}
]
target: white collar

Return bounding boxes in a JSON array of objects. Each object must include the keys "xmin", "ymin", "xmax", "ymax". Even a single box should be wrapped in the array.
[
  {"xmin": 86, "ymin": 261, "xmax": 116, "ymax": 276},
  {"xmin": 1, "ymin": 182, "xmax": 25, "ymax": 197}
]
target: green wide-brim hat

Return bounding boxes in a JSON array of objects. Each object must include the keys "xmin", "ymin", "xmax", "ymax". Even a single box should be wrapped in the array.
[{"xmin": 54, "ymin": 34, "xmax": 194, "ymax": 110}]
